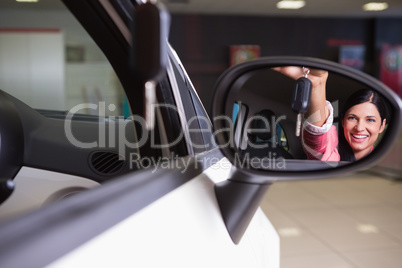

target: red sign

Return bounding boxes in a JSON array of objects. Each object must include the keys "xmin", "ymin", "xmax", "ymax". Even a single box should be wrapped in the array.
[
  {"xmin": 229, "ymin": 45, "xmax": 260, "ymax": 67},
  {"xmin": 380, "ymin": 44, "xmax": 402, "ymax": 97}
]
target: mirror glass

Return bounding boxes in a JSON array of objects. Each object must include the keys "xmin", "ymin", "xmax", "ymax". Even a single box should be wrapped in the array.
[{"xmin": 214, "ymin": 66, "xmax": 393, "ymax": 172}]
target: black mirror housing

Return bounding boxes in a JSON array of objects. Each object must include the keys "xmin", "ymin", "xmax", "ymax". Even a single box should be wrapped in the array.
[{"xmin": 211, "ymin": 56, "xmax": 402, "ymax": 183}]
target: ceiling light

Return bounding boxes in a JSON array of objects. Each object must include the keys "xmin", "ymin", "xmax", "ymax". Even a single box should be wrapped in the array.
[
  {"xmin": 363, "ymin": 2, "xmax": 389, "ymax": 11},
  {"xmin": 277, "ymin": 0, "xmax": 306, "ymax": 10},
  {"xmin": 278, "ymin": 228, "xmax": 301, "ymax": 237},
  {"xmin": 357, "ymin": 224, "xmax": 379, "ymax": 233},
  {"xmin": 16, "ymin": 0, "xmax": 39, "ymax": 2}
]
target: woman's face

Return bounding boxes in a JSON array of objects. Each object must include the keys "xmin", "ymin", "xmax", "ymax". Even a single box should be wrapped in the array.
[{"xmin": 342, "ymin": 101, "xmax": 386, "ymax": 160}]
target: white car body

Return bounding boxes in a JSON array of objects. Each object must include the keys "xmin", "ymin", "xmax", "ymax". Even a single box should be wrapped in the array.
[
  {"xmin": 47, "ymin": 159, "xmax": 279, "ymax": 268},
  {"xmin": 0, "ymin": 168, "xmax": 100, "ymax": 221}
]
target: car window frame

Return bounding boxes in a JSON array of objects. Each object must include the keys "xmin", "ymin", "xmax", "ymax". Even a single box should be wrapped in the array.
[{"xmin": 168, "ymin": 47, "xmax": 217, "ymax": 156}]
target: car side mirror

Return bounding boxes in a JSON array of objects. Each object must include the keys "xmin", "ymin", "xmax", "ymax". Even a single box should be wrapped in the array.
[
  {"xmin": 212, "ymin": 56, "xmax": 402, "ymax": 181},
  {"xmin": 211, "ymin": 56, "xmax": 402, "ymax": 244}
]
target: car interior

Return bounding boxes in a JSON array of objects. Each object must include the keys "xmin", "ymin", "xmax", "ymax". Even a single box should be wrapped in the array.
[{"xmin": 228, "ymin": 67, "xmax": 374, "ymax": 161}]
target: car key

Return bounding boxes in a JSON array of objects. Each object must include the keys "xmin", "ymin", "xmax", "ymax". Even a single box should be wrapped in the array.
[{"xmin": 292, "ymin": 67, "xmax": 312, "ymax": 137}]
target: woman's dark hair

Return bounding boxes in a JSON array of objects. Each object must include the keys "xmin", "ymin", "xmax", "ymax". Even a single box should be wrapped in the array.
[{"xmin": 339, "ymin": 89, "xmax": 389, "ymax": 162}]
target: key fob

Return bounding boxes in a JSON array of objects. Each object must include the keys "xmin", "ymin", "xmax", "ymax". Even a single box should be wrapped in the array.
[{"xmin": 292, "ymin": 77, "xmax": 312, "ymax": 114}]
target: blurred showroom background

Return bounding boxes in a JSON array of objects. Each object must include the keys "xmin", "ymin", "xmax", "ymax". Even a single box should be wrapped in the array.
[{"xmin": 160, "ymin": 0, "xmax": 402, "ymax": 181}]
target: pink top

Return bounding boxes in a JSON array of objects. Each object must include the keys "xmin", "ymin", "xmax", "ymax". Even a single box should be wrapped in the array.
[
  {"xmin": 302, "ymin": 101, "xmax": 341, "ymax": 161},
  {"xmin": 302, "ymin": 125, "xmax": 340, "ymax": 161}
]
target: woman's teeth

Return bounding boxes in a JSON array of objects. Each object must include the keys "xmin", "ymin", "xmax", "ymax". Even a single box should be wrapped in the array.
[{"xmin": 352, "ymin": 134, "xmax": 368, "ymax": 139}]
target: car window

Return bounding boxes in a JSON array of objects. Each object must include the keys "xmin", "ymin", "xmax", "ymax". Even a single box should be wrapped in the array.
[
  {"xmin": 278, "ymin": 125, "xmax": 290, "ymax": 150},
  {"xmin": 232, "ymin": 103, "xmax": 293, "ymax": 158},
  {"xmin": 188, "ymin": 85, "xmax": 216, "ymax": 152},
  {"xmin": 0, "ymin": 0, "xmax": 126, "ymax": 117}
]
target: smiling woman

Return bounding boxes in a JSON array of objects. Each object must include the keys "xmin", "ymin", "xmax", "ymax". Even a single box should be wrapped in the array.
[
  {"xmin": 339, "ymin": 89, "xmax": 388, "ymax": 161},
  {"xmin": 303, "ymin": 87, "xmax": 389, "ymax": 162},
  {"xmin": 272, "ymin": 66, "xmax": 390, "ymax": 163}
]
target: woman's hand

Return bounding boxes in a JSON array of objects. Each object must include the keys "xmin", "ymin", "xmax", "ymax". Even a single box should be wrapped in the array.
[
  {"xmin": 273, "ymin": 66, "xmax": 329, "ymax": 127},
  {"xmin": 273, "ymin": 66, "xmax": 327, "ymax": 89}
]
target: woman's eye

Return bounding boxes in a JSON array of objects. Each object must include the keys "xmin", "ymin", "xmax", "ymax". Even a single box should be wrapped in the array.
[
  {"xmin": 348, "ymin": 116, "xmax": 356, "ymax": 120},
  {"xmin": 367, "ymin": 118, "xmax": 376, "ymax": 123}
]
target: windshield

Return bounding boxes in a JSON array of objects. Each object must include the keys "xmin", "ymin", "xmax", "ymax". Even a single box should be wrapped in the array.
[{"xmin": 0, "ymin": 0, "xmax": 126, "ymax": 117}]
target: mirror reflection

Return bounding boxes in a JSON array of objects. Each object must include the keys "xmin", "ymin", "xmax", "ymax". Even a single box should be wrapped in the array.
[{"xmin": 226, "ymin": 66, "xmax": 390, "ymax": 171}]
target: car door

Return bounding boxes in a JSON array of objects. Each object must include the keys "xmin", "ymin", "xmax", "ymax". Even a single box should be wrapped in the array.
[{"xmin": 0, "ymin": 1, "xmax": 279, "ymax": 267}]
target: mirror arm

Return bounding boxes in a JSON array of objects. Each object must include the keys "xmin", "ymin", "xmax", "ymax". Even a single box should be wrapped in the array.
[{"xmin": 215, "ymin": 170, "xmax": 271, "ymax": 244}]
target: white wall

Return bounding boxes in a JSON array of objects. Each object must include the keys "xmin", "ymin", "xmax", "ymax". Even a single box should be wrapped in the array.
[
  {"xmin": 0, "ymin": 31, "xmax": 65, "ymax": 110},
  {"xmin": 65, "ymin": 62, "xmax": 123, "ymax": 116},
  {"xmin": 0, "ymin": 8, "xmax": 124, "ymax": 114}
]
